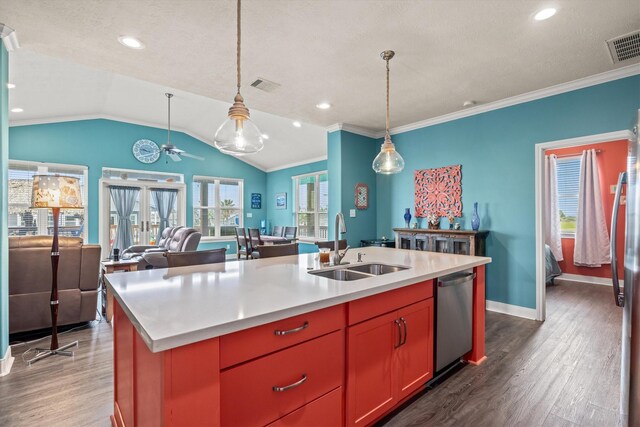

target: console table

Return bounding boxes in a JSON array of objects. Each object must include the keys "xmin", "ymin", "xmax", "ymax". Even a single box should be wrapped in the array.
[{"xmin": 393, "ymin": 228, "xmax": 488, "ymax": 256}]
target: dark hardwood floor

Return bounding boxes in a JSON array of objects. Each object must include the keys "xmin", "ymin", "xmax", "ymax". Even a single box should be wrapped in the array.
[{"xmin": 0, "ymin": 281, "xmax": 623, "ymax": 426}]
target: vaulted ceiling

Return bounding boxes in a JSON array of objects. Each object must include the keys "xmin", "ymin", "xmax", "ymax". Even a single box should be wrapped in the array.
[{"xmin": 2, "ymin": 0, "xmax": 639, "ymax": 170}]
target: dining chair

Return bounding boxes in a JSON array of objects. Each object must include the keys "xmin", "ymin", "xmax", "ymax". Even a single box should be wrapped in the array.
[
  {"xmin": 316, "ymin": 239, "xmax": 347, "ymax": 250},
  {"xmin": 284, "ymin": 226, "xmax": 297, "ymax": 240},
  {"xmin": 248, "ymin": 228, "xmax": 263, "ymax": 258},
  {"xmin": 165, "ymin": 248, "xmax": 227, "ymax": 267},
  {"xmin": 254, "ymin": 243, "xmax": 299, "ymax": 259},
  {"xmin": 272, "ymin": 225, "xmax": 284, "ymax": 237},
  {"xmin": 234, "ymin": 227, "xmax": 251, "ymax": 260}
]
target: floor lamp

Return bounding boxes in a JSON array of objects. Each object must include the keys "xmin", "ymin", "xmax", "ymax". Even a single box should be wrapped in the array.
[{"xmin": 28, "ymin": 174, "xmax": 84, "ymax": 364}]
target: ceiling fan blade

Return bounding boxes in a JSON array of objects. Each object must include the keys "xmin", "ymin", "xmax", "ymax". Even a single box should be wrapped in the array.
[
  {"xmin": 172, "ymin": 147, "xmax": 185, "ymax": 154},
  {"xmin": 168, "ymin": 153, "xmax": 182, "ymax": 162},
  {"xmin": 180, "ymin": 152, "xmax": 205, "ymax": 161}
]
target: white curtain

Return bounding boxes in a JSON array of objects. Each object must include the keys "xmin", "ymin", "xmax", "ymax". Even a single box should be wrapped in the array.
[
  {"xmin": 545, "ymin": 154, "xmax": 563, "ymax": 261},
  {"xmin": 574, "ymin": 149, "xmax": 611, "ymax": 266}
]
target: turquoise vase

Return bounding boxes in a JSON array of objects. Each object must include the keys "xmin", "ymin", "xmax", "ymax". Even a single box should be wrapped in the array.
[
  {"xmin": 471, "ymin": 202, "xmax": 480, "ymax": 231},
  {"xmin": 403, "ymin": 208, "xmax": 412, "ymax": 228}
]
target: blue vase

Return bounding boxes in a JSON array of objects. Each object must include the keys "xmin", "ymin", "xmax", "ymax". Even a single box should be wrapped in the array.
[
  {"xmin": 471, "ymin": 202, "xmax": 480, "ymax": 231},
  {"xmin": 404, "ymin": 208, "xmax": 412, "ymax": 228}
]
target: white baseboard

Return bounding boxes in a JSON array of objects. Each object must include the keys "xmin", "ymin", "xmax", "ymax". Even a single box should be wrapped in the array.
[
  {"xmin": 0, "ymin": 346, "xmax": 14, "ymax": 377},
  {"xmin": 556, "ymin": 273, "xmax": 620, "ymax": 287},
  {"xmin": 486, "ymin": 300, "xmax": 538, "ymax": 320}
]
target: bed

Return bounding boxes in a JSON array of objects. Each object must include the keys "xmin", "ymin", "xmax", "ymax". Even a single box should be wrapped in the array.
[{"xmin": 545, "ymin": 244, "xmax": 562, "ymax": 285}]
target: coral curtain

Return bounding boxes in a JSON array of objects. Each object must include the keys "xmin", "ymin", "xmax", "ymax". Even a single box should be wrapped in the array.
[
  {"xmin": 544, "ymin": 154, "xmax": 563, "ymax": 261},
  {"xmin": 151, "ymin": 188, "xmax": 178, "ymax": 242},
  {"xmin": 574, "ymin": 149, "xmax": 611, "ymax": 266},
  {"xmin": 109, "ymin": 185, "xmax": 139, "ymax": 251}
]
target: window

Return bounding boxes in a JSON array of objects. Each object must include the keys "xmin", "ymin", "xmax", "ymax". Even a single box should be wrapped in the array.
[
  {"xmin": 293, "ymin": 171, "xmax": 328, "ymax": 241},
  {"xmin": 192, "ymin": 176, "xmax": 243, "ymax": 239},
  {"xmin": 556, "ymin": 157, "xmax": 581, "ymax": 236},
  {"xmin": 8, "ymin": 160, "xmax": 88, "ymax": 240}
]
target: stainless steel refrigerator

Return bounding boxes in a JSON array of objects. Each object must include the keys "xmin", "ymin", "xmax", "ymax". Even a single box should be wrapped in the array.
[{"xmin": 612, "ymin": 109, "xmax": 640, "ymax": 424}]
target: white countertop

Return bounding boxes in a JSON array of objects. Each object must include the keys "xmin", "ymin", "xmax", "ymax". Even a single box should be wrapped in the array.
[{"xmin": 106, "ymin": 247, "xmax": 491, "ymax": 353}]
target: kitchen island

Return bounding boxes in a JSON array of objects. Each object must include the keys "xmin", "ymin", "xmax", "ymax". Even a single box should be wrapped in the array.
[{"xmin": 106, "ymin": 246, "xmax": 490, "ymax": 427}]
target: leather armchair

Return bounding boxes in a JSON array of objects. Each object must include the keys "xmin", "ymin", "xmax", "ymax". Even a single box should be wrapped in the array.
[
  {"xmin": 121, "ymin": 226, "xmax": 182, "ymax": 259},
  {"xmin": 140, "ymin": 228, "xmax": 202, "ymax": 269},
  {"xmin": 9, "ymin": 236, "xmax": 101, "ymax": 334}
]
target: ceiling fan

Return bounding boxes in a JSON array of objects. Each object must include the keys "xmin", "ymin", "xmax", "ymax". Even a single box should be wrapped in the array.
[{"xmin": 158, "ymin": 93, "xmax": 204, "ymax": 162}]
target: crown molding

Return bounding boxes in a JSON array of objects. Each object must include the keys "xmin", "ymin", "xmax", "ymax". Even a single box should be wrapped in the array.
[
  {"xmin": 265, "ymin": 156, "xmax": 328, "ymax": 173},
  {"xmin": 0, "ymin": 24, "xmax": 20, "ymax": 51},
  {"xmin": 326, "ymin": 123, "xmax": 380, "ymax": 139},
  {"xmin": 388, "ymin": 64, "xmax": 640, "ymax": 136},
  {"xmin": 10, "ymin": 114, "xmax": 269, "ymax": 172}
]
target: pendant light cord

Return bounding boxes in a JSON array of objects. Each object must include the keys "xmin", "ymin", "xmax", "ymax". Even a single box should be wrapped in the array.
[
  {"xmin": 167, "ymin": 94, "xmax": 171, "ymax": 144},
  {"xmin": 385, "ymin": 56, "xmax": 390, "ymax": 137},
  {"xmin": 237, "ymin": 0, "xmax": 241, "ymax": 94}
]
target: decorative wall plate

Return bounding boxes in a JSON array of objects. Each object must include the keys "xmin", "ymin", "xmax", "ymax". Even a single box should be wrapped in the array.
[
  {"xmin": 355, "ymin": 183, "xmax": 369, "ymax": 210},
  {"xmin": 132, "ymin": 139, "xmax": 161, "ymax": 164}
]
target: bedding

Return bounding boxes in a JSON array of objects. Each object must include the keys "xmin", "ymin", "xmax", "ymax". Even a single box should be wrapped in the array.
[{"xmin": 545, "ymin": 244, "xmax": 562, "ymax": 284}]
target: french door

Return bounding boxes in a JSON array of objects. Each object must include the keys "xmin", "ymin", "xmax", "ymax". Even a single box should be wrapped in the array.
[{"xmin": 99, "ymin": 179, "xmax": 186, "ymax": 255}]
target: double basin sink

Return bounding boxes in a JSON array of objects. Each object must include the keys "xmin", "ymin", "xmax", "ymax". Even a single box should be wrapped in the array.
[{"xmin": 308, "ymin": 262, "xmax": 410, "ymax": 281}]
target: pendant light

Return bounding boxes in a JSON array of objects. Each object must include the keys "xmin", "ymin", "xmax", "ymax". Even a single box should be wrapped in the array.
[
  {"xmin": 214, "ymin": 0, "xmax": 264, "ymax": 156},
  {"xmin": 372, "ymin": 50, "xmax": 405, "ymax": 174}
]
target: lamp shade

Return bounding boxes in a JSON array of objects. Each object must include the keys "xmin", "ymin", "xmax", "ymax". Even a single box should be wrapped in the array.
[{"xmin": 31, "ymin": 175, "xmax": 83, "ymax": 209}]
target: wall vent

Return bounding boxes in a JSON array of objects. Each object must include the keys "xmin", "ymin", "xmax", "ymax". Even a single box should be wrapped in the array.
[
  {"xmin": 607, "ymin": 30, "xmax": 640, "ymax": 63},
  {"xmin": 250, "ymin": 78, "xmax": 281, "ymax": 92}
]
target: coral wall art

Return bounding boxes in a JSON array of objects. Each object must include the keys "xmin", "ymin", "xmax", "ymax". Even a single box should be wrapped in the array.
[{"xmin": 414, "ymin": 164, "xmax": 462, "ymax": 217}]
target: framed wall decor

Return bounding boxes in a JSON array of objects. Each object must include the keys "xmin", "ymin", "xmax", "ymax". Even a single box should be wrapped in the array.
[
  {"xmin": 251, "ymin": 193, "xmax": 262, "ymax": 209},
  {"xmin": 414, "ymin": 164, "xmax": 462, "ymax": 217},
  {"xmin": 275, "ymin": 192, "xmax": 287, "ymax": 210},
  {"xmin": 355, "ymin": 183, "xmax": 369, "ymax": 210}
]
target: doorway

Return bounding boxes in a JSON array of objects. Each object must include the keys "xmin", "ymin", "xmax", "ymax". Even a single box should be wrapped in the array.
[
  {"xmin": 98, "ymin": 168, "xmax": 186, "ymax": 255},
  {"xmin": 534, "ymin": 130, "xmax": 633, "ymax": 321}
]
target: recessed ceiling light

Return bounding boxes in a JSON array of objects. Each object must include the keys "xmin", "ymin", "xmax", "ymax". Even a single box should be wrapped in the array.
[
  {"xmin": 7, "ymin": 83, "xmax": 15, "ymax": 89},
  {"xmin": 292, "ymin": 121, "xmax": 302, "ymax": 128},
  {"xmin": 261, "ymin": 133, "xmax": 270, "ymax": 140},
  {"xmin": 118, "ymin": 36, "xmax": 145, "ymax": 49},
  {"xmin": 534, "ymin": 8, "xmax": 556, "ymax": 21},
  {"xmin": 11, "ymin": 107, "xmax": 23, "ymax": 113},
  {"xmin": 316, "ymin": 102, "xmax": 331, "ymax": 110}
]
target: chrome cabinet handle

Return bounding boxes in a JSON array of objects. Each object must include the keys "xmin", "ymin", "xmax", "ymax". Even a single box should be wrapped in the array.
[
  {"xmin": 274, "ymin": 321, "xmax": 309, "ymax": 336},
  {"xmin": 611, "ymin": 172, "xmax": 626, "ymax": 307},
  {"xmin": 394, "ymin": 319, "xmax": 403, "ymax": 348},
  {"xmin": 272, "ymin": 374, "xmax": 307, "ymax": 392},
  {"xmin": 400, "ymin": 317, "xmax": 407, "ymax": 346}
]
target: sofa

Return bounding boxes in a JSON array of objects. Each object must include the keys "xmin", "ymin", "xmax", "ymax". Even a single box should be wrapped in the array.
[
  {"xmin": 123, "ymin": 226, "xmax": 202, "ymax": 269},
  {"xmin": 121, "ymin": 226, "xmax": 183, "ymax": 259},
  {"xmin": 9, "ymin": 236, "xmax": 101, "ymax": 334}
]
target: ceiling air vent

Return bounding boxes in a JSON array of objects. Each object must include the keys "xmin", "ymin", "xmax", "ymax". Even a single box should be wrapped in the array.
[
  {"xmin": 606, "ymin": 30, "xmax": 640, "ymax": 63},
  {"xmin": 250, "ymin": 78, "xmax": 281, "ymax": 92}
]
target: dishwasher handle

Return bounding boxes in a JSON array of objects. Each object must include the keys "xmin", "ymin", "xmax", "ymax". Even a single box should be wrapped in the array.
[{"xmin": 438, "ymin": 272, "xmax": 476, "ymax": 288}]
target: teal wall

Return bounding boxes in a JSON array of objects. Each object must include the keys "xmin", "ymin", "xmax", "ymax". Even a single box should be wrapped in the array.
[
  {"xmin": 8, "ymin": 119, "xmax": 268, "ymax": 255},
  {"xmin": 0, "ymin": 45, "xmax": 9, "ymax": 360},
  {"xmin": 327, "ymin": 130, "xmax": 379, "ymax": 247},
  {"xmin": 377, "ymin": 75, "xmax": 640, "ymax": 309},
  {"xmin": 266, "ymin": 160, "xmax": 327, "ymax": 254}
]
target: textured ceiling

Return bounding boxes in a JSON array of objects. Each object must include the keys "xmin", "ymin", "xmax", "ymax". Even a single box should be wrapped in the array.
[{"xmin": 2, "ymin": 0, "xmax": 639, "ymax": 168}]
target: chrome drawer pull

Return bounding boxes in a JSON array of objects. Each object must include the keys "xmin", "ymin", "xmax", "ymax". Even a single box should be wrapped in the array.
[
  {"xmin": 272, "ymin": 374, "xmax": 307, "ymax": 392},
  {"xmin": 274, "ymin": 321, "xmax": 309, "ymax": 336},
  {"xmin": 394, "ymin": 319, "xmax": 403, "ymax": 348},
  {"xmin": 400, "ymin": 317, "xmax": 407, "ymax": 346}
]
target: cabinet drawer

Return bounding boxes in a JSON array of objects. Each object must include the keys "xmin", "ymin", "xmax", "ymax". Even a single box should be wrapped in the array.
[
  {"xmin": 266, "ymin": 387, "xmax": 343, "ymax": 427},
  {"xmin": 221, "ymin": 330, "xmax": 344, "ymax": 427},
  {"xmin": 348, "ymin": 281, "xmax": 434, "ymax": 325},
  {"xmin": 220, "ymin": 304, "xmax": 345, "ymax": 368}
]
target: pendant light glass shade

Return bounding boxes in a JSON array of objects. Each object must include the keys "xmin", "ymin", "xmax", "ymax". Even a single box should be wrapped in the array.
[
  {"xmin": 214, "ymin": 113, "xmax": 264, "ymax": 156},
  {"xmin": 214, "ymin": 0, "xmax": 264, "ymax": 156},
  {"xmin": 373, "ymin": 50, "xmax": 404, "ymax": 174},
  {"xmin": 372, "ymin": 134, "xmax": 405, "ymax": 174}
]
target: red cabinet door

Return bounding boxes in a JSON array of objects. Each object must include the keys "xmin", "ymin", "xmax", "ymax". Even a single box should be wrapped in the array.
[
  {"xmin": 395, "ymin": 299, "xmax": 434, "ymax": 401},
  {"xmin": 346, "ymin": 311, "xmax": 399, "ymax": 426}
]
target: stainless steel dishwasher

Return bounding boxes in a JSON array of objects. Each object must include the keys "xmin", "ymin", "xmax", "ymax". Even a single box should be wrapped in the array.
[{"xmin": 435, "ymin": 270, "xmax": 475, "ymax": 372}]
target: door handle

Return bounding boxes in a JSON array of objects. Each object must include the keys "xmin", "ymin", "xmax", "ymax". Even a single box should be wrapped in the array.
[
  {"xmin": 611, "ymin": 171, "xmax": 627, "ymax": 307},
  {"xmin": 394, "ymin": 319, "xmax": 403, "ymax": 348},
  {"xmin": 400, "ymin": 317, "xmax": 407, "ymax": 346}
]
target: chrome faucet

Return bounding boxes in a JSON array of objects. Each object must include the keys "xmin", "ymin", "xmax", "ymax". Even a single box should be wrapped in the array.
[{"xmin": 333, "ymin": 212, "xmax": 350, "ymax": 265}]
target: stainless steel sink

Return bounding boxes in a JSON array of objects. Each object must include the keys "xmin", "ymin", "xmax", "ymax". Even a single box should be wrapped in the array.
[
  {"xmin": 308, "ymin": 263, "xmax": 410, "ymax": 281},
  {"xmin": 347, "ymin": 263, "xmax": 410, "ymax": 276},
  {"xmin": 308, "ymin": 269, "xmax": 372, "ymax": 281}
]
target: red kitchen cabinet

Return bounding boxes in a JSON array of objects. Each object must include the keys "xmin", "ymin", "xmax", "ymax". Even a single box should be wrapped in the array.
[{"xmin": 346, "ymin": 299, "xmax": 434, "ymax": 426}]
